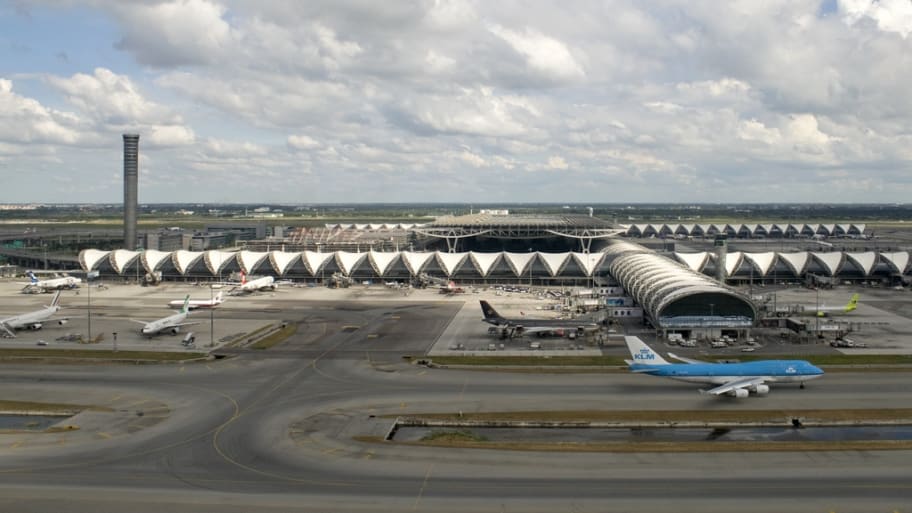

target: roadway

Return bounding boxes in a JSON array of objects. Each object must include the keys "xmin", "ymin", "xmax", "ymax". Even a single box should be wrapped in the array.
[{"xmin": 0, "ymin": 290, "xmax": 910, "ymax": 512}]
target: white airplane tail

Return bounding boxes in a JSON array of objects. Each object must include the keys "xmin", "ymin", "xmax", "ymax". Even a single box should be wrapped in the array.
[
  {"xmin": 48, "ymin": 290, "xmax": 62, "ymax": 309},
  {"xmin": 624, "ymin": 336, "xmax": 670, "ymax": 365}
]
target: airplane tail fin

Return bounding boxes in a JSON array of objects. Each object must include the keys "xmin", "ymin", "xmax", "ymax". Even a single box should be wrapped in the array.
[
  {"xmin": 27, "ymin": 271, "xmax": 38, "ymax": 283},
  {"xmin": 240, "ymin": 271, "xmax": 247, "ymax": 285},
  {"xmin": 49, "ymin": 290, "xmax": 62, "ymax": 309},
  {"xmin": 479, "ymin": 300, "xmax": 504, "ymax": 322},
  {"xmin": 845, "ymin": 293, "xmax": 859, "ymax": 312},
  {"xmin": 624, "ymin": 336, "xmax": 670, "ymax": 365},
  {"xmin": 181, "ymin": 295, "xmax": 191, "ymax": 314}
]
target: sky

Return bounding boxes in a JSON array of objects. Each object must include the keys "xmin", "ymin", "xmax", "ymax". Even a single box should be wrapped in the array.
[{"xmin": 2, "ymin": 0, "xmax": 912, "ymax": 204}]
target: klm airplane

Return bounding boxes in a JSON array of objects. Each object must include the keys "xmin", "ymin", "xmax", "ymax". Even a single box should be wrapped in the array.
[{"xmin": 624, "ymin": 337, "xmax": 823, "ymax": 398}]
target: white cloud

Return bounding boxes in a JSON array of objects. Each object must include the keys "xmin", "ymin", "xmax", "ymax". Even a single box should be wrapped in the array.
[
  {"xmin": 841, "ymin": 0, "xmax": 912, "ymax": 38},
  {"xmin": 400, "ymin": 87, "xmax": 539, "ymax": 137},
  {"xmin": 287, "ymin": 134, "xmax": 321, "ymax": 151},
  {"xmin": 46, "ymin": 68, "xmax": 177, "ymax": 126},
  {"xmin": 546, "ymin": 155, "xmax": 569, "ymax": 170},
  {"xmin": 147, "ymin": 125, "xmax": 196, "ymax": 147},
  {"xmin": 460, "ymin": 150, "xmax": 486, "ymax": 167},
  {"xmin": 6, "ymin": 1, "xmax": 912, "ymax": 202},
  {"xmin": 0, "ymin": 78, "xmax": 82, "ymax": 145},
  {"xmin": 425, "ymin": 50, "xmax": 456, "ymax": 74},
  {"xmin": 488, "ymin": 24, "xmax": 585, "ymax": 81},
  {"xmin": 111, "ymin": 0, "xmax": 234, "ymax": 66}
]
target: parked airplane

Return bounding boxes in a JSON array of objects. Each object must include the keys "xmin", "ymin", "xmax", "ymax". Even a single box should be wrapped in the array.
[
  {"xmin": 0, "ymin": 291, "xmax": 68, "ymax": 337},
  {"xmin": 168, "ymin": 291, "xmax": 224, "ymax": 310},
  {"xmin": 439, "ymin": 281, "xmax": 465, "ymax": 295},
  {"xmin": 624, "ymin": 336, "xmax": 823, "ymax": 397},
  {"xmin": 132, "ymin": 295, "xmax": 199, "ymax": 337},
  {"xmin": 229, "ymin": 272, "xmax": 276, "ymax": 295},
  {"xmin": 21, "ymin": 270, "xmax": 81, "ymax": 293},
  {"xmin": 799, "ymin": 293, "xmax": 859, "ymax": 317},
  {"xmin": 480, "ymin": 300, "xmax": 599, "ymax": 338}
]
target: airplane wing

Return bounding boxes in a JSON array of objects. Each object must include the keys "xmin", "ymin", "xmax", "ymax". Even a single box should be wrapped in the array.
[
  {"xmin": 667, "ymin": 352, "xmax": 707, "ymax": 364},
  {"xmin": 167, "ymin": 322, "xmax": 200, "ymax": 328},
  {"xmin": 700, "ymin": 377, "xmax": 768, "ymax": 396},
  {"xmin": 128, "ymin": 319, "xmax": 149, "ymax": 325},
  {"xmin": 0, "ymin": 322, "xmax": 16, "ymax": 338},
  {"xmin": 515, "ymin": 325, "xmax": 563, "ymax": 334}
]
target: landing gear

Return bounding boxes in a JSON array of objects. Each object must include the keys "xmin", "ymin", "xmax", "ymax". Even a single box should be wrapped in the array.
[{"xmin": 799, "ymin": 382, "xmax": 805, "ymax": 389}]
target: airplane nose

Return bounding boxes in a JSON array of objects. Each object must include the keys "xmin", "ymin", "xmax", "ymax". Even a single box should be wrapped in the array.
[{"xmin": 812, "ymin": 364, "xmax": 824, "ymax": 375}]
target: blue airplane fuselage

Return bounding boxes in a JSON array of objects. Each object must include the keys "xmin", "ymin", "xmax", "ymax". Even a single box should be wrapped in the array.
[{"xmin": 628, "ymin": 360, "xmax": 824, "ymax": 385}]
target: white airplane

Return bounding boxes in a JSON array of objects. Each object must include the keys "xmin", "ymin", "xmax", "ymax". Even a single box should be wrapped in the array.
[
  {"xmin": 229, "ymin": 272, "xmax": 276, "ymax": 295},
  {"xmin": 624, "ymin": 336, "xmax": 823, "ymax": 398},
  {"xmin": 168, "ymin": 291, "xmax": 224, "ymax": 310},
  {"xmin": 132, "ymin": 295, "xmax": 199, "ymax": 337},
  {"xmin": 0, "ymin": 291, "xmax": 68, "ymax": 337},
  {"xmin": 21, "ymin": 270, "xmax": 81, "ymax": 293}
]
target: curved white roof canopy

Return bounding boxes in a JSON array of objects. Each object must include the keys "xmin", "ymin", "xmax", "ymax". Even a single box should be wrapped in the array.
[
  {"xmin": 538, "ymin": 252, "xmax": 572, "ymax": 276},
  {"xmin": 844, "ymin": 252, "xmax": 877, "ymax": 276},
  {"xmin": 109, "ymin": 250, "xmax": 140, "ymax": 274},
  {"xmin": 401, "ymin": 252, "xmax": 434, "ymax": 275},
  {"xmin": 674, "ymin": 252, "xmax": 711, "ymax": 273},
  {"xmin": 742, "ymin": 252, "xmax": 777, "ymax": 276},
  {"xmin": 269, "ymin": 251, "xmax": 300, "ymax": 276},
  {"xmin": 436, "ymin": 252, "xmax": 469, "ymax": 276},
  {"xmin": 778, "ymin": 252, "xmax": 810, "ymax": 275},
  {"xmin": 80, "ymin": 249, "xmax": 110, "ymax": 271},
  {"xmin": 335, "ymin": 251, "xmax": 368, "ymax": 275},
  {"xmin": 302, "ymin": 251, "xmax": 334, "ymax": 275},
  {"xmin": 503, "ymin": 252, "xmax": 537, "ymax": 277},
  {"xmin": 572, "ymin": 252, "xmax": 607, "ymax": 277},
  {"xmin": 469, "ymin": 252, "xmax": 501, "ymax": 277},
  {"xmin": 237, "ymin": 251, "xmax": 269, "ymax": 274},
  {"xmin": 172, "ymin": 251, "xmax": 203, "ymax": 275},
  {"xmin": 723, "ymin": 251, "xmax": 744, "ymax": 277},
  {"xmin": 881, "ymin": 251, "xmax": 910, "ymax": 273},
  {"xmin": 368, "ymin": 251, "xmax": 400, "ymax": 276},
  {"xmin": 204, "ymin": 250, "xmax": 236, "ymax": 276},
  {"xmin": 811, "ymin": 252, "xmax": 844, "ymax": 276}
]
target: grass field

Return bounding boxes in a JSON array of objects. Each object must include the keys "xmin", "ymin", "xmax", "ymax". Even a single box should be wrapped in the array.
[{"xmin": 0, "ymin": 348, "xmax": 206, "ymax": 362}]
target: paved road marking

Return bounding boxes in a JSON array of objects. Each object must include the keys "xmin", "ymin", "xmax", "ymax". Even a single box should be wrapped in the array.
[{"xmin": 412, "ymin": 463, "xmax": 434, "ymax": 510}]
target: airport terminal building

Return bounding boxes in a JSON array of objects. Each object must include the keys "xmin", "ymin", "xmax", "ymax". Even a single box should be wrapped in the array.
[{"xmin": 76, "ymin": 214, "xmax": 911, "ymax": 331}]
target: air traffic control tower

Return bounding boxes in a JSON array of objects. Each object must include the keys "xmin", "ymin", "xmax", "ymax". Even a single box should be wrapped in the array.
[
  {"xmin": 123, "ymin": 133, "xmax": 139, "ymax": 250},
  {"xmin": 124, "ymin": 134, "xmax": 139, "ymax": 250}
]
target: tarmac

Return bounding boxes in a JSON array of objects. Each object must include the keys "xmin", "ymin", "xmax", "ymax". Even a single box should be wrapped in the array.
[{"xmin": 4, "ymin": 277, "xmax": 912, "ymax": 357}]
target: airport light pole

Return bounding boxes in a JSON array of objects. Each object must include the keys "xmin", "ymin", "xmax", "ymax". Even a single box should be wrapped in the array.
[
  {"xmin": 815, "ymin": 286, "xmax": 820, "ymax": 336},
  {"xmin": 86, "ymin": 274, "xmax": 91, "ymax": 343},
  {"xmin": 210, "ymin": 284, "xmax": 215, "ymax": 347}
]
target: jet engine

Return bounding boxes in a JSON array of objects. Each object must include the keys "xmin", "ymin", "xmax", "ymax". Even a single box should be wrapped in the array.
[
  {"xmin": 752, "ymin": 384, "xmax": 770, "ymax": 395},
  {"xmin": 28, "ymin": 323, "xmax": 43, "ymax": 330},
  {"xmin": 729, "ymin": 388, "xmax": 749, "ymax": 398},
  {"xmin": 58, "ymin": 319, "xmax": 68, "ymax": 326},
  {"xmin": 169, "ymin": 327, "xmax": 181, "ymax": 335}
]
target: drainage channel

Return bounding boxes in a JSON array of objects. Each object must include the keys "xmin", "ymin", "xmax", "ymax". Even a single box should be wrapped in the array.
[
  {"xmin": 0, "ymin": 414, "xmax": 69, "ymax": 431},
  {"xmin": 391, "ymin": 424, "xmax": 912, "ymax": 443}
]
